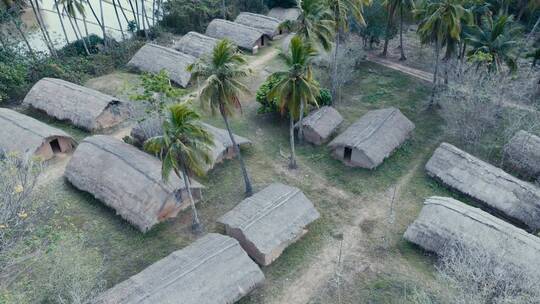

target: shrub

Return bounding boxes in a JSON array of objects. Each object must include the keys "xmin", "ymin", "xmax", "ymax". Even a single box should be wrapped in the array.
[
  {"xmin": 256, "ymin": 74, "xmax": 282, "ymax": 114},
  {"xmin": 0, "ymin": 57, "xmax": 26, "ymax": 102},
  {"xmin": 317, "ymin": 88, "xmax": 332, "ymax": 106}
]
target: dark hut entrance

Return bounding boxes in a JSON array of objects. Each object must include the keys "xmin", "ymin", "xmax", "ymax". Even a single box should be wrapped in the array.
[
  {"xmin": 344, "ymin": 147, "xmax": 352, "ymax": 162},
  {"xmin": 50, "ymin": 139, "xmax": 62, "ymax": 153},
  {"xmin": 261, "ymin": 36, "xmax": 265, "ymax": 46}
]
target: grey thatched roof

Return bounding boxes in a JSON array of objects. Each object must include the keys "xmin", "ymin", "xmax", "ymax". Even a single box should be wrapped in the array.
[
  {"xmin": 65, "ymin": 135, "xmax": 203, "ymax": 232},
  {"xmin": 267, "ymin": 7, "xmax": 301, "ymax": 21},
  {"xmin": 426, "ymin": 142, "xmax": 540, "ymax": 231},
  {"xmin": 0, "ymin": 108, "xmax": 75, "ymax": 157},
  {"xmin": 300, "ymin": 106, "xmax": 343, "ymax": 145},
  {"xmin": 93, "ymin": 233, "xmax": 265, "ymax": 304},
  {"xmin": 504, "ymin": 130, "xmax": 540, "ymax": 181},
  {"xmin": 404, "ymin": 196, "xmax": 540, "ymax": 276},
  {"xmin": 23, "ymin": 78, "xmax": 132, "ymax": 131},
  {"xmin": 205, "ymin": 19, "xmax": 265, "ymax": 50},
  {"xmin": 128, "ymin": 43, "xmax": 196, "ymax": 87},
  {"xmin": 218, "ymin": 183, "xmax": 320, "ymax": 266},
  {"xmin": 235, "ymin": 12, "xmax": 282, "ymax": 38},
  {"xmin": 328, "ymin": 107, "xmax": 415, "ymax": 168},
  {"xmin": 173, "ymin": 31, "xmax": 219, "ymax": 58}
]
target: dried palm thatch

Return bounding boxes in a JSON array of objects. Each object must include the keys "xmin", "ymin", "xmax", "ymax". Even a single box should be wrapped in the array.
[
  {"xmin": 426, "ymin": 143, "xmax": 540, "ymax": 231},
  {"xmin": 218, "ymin": 183, "xmax": 320, "ymax": 266},
  {"xmin": 127, "ymin": 43, "xmax": 196, "ymax": 87},
  {"xmin": 235, "ymin": 12, "xmax": 282, "ymax": 39},
  {"xmin": 299, "ymin": 106, "xmax": 343, "ymax": 145},
  {"xmin": 503, "ymin": 130, "xmax": 540, "ymax": 182},
  {"xmin": 173, "ymin": 31, "xmax": 219, "ymax": 58},
  {"xmin": 0, "ymin": 108, "xmax": 75, "ymax": 160},
  {"xmin": 328, "ymin": 107, "xmax": 415, "ymax": 169},
  {"xmin": 267, "ymin": 7, "xmax": 301, "ymax": 22},
  {"xmin": 404, "ymin": 196, "xmax": 540, "ymax": 276},
  {"xmin": 205, "ymin": 19, "xmax": 266, "ymax": 53},
  {"xmin": 23, "ymin": 78, "xmax": 132, "ymax": 131},
  {"xmin": 93, "ymin": 233, "xmax": 265, "ymax": 304},
  {"xmin": 64, "ymin": 135, "xmax": 204, "ymax": 232}
]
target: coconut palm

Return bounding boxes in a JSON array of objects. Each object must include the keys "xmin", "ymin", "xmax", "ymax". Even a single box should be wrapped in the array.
[
  {"xmin": 465, "ymin": 14, "xmax": 520, "ymax": 73},
  {"xmin": 395, "ymin": 0, "xmax": 415, "ymax": 60},
  {"xmin": 268, "ymin": 36, "xmax": 320, "ymax": 169},
  {"xmin": 144, "ymin": 102, "xmax": 213, "ymax": 233},
  {"xmin": 28, "ymin": 0, "xmax": 57, "ymax": 56},
  {"xmin": 57, "ymin": 0, "xmax": 91, "ymax": 55},
  {"xmin": 188, "ymin": 39, "xmax": 254, "ymax": 196}
]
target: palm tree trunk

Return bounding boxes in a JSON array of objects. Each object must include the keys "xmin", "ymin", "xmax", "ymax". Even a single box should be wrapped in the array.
[
  {"xmin": 116, "ymin": 0, "xmax": 130, "ymax": 24},
  {"xmin": 289, "ymin": 113, "xmax": 297, "ymax": 169},
  {"xmin": 298, "ymin": 100, "xmax": 305, "ymax": 143},
  {"xmin": 176, "ymin": 166, "xmax": 202, "ymax": 233},
  {"xmin": 151, "ymin": 0, "xmax": 155, "ymax": 25},
  {"xmin": 133, "ymin": 0, "xmax": 140, "ymax": 30},
  {"xmin": 222, "ymin": 0, "xmax": 226, "ymax": 19},
  {"xmin": 9, "ymin": 14, "xmax": 36, "ymax": 59},
  {"xmin": 33, "ymin": 0, "xmax": 57, "ymax": 56},
  {"xmin": 29, "ymin": 0, "xmax": 56, "ymax": 57},
  {"xmin": 73, "ymin": 14, "xmax": 91, "ymax": 55},
  {"xmin": 54, "ymin": 0, "xmax": 70, "ymax": 45},
  {"xmin": 112, "ymin": 0, "xmax": 126, "ymax": 40},
  {"xmin": 220, "ymin": 105, "xmax": 253, "ymax": 196},
  {"xmin": 99, "ymin": 0, "xmax": 107, "ymax": 47},
  {"xmin": 86, "ymin": 0, "xmax": 103, "ymax": 28},
  {"xmin": 332, "ymin": 29, "xmax": 340, "ymax": 102},
  {"xmin": 382, "ymin": 5, "xmax": 394, "ymax": 57},
  {"xmin": 430, "ymin": 39, "xmax": 440, "ymax": 106},
  {"xmin": 140, "ymin": 0, "xmax": 149, "ymax": 39},
  {"xmin": 399, "ymin": 5, "xmax": 406, "ymax": 61}
]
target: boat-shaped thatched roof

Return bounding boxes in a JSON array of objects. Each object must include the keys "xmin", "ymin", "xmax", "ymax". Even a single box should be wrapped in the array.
[
  {"xmin": 218, "ymin": 183, "xmax": 320, "ymax": 266},
  {"xmin": 93, "ymin": 233, "xmax": 265, "ymax": 304},
  {"xmin": 173, "ymin": 31, "xmax": 219, "ymax": 58},
  {"xmin": 328, "ymin": 107, "xmax": 415, "ymax": 168},
  {"xmin": 23, "ymin": 78, "xmax": 132, "ymax": 131},
  {"xmin": 206, "ymin": 19, "xmax": 265, "ymax": 51},
  {"xmin": 300, "ymin": 106, "xmax": 343, "ymax": 145},
  {"xmin": 405, "ymin": 196, "xmax": 540, "ymax": 276},
  {"xmin": 65, "ymin": 135, "xmax": 204, "ymax": 232},
  {"xmin": 235, "ymin": 12, "xmax": 282, "ymax": 38},
  {"xmin": 127, "ymin": 43, "xmax": 196, "ymax": 88},
  {"xmin": 503, "ymin": 130, "xmax": 540, "ymax": 182},
  {"xmin": 268, "ymin": 7, "xmax": 301, "ymax": 21},
  {"xmin": 426, "ymin": 142, "xmax": 540, "ymax": 231},
  {"xmin": 0, "ymin": 108, "xmax": 75, "ymax": 159}
]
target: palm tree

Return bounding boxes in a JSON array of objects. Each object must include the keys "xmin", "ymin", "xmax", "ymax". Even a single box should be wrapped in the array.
[
  {"xmin": 57, "ymin": 0, "xmax": 91, "ymax": 55},
  {"xmin": 28, "ymin": 0, "xmax": 57, "ymax": 57},
  {"xmin": 112, "ymin": 0, "xmax": 125, "ymax": 40},
  {"xmin": 396, "ymin": 0, "xmax": 415, "ymax": 60},
  {"xmin": 326, "ymin": 0, "xmax": 370, "ymax": 101},
  {"xmin": 381, "ymin": 0, "xmax": 397, "ymax": 56},
  {"xmin": 53, "ymin": 0, "xmax": 70, "ymax": 45},
  {"xmin": 188, "ymin": 39, "xmax": 254, "ymax": 196},
  {"xmin": 465, "ymin": 14, "xmax": 520, "ymax": 73},
  {"xmin": 268, "ymin": 36, "xmax": 320, "ymax": 169},
  {"xmin": 144, "ymin": 102, "xmax": 214, "ymax": 233}
]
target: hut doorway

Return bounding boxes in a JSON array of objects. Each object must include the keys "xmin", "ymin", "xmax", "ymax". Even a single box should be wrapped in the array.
[
  {"xmin": 261, "ymin": 36, "xmax": 265, "ymax": 46},
  {"xmin": 344, "ymin": 147, "xmax": 352, "ymax": 162},
  {"xmin": 50, "ymin": 139, "xmax": 62, "ymax": 153}
]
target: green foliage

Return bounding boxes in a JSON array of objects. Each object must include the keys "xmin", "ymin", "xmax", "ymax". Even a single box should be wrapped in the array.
[
  {"xmin": 353, "ymin": 0, "xmax": 396, "ymax": 46},
  {"xmin": 256, "ymin": 74, "xmax": 282, "ymax": 114},
  {"xmin": 0, "ymin": 57, "xmax": 26, "ymax": 102},
  {"xmin": 317, "ymin": 87, "xmax": 332, "ymax": 106},
  {"xmin": 59, "ymin": 34, "xmax": 104, "ymax": 56},
  {"xmin": 265, "ymin": 0, "xmax": 297, "ymax": 8},
  {"xmin": 130, "ymin": 70, "xmax": 185, "ymax": 118}
]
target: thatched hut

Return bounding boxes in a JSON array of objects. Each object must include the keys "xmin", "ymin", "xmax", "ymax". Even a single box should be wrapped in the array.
[
  {"xmin": 64, "ymin": 135, "xmax": 204, "ymax": 232},
  {"xmin": 130, "ymin": 119, "xmax": 251, "ymax": 172},
  {"xmin": 328, "ymin": 107, "xmax": 415, "ymax": 169},
  {"xmin": 127, "ymin": 43, "xmax": 196, "ymax": 88},
  {"xmin": 23, "ymin": 78, "xmax": 131, "ymax": 131},
  {"xmin": 425, "ymin": 142, "xmax": 540, "ymax": 231},
  {"xmin": 0, "ymin": 108, "xmax": 75, "ymax": 160},
  {"xmin": 218, "ymin": 183, "xmax": 320, "ymax": 266},
  {"xmin": 503, "ymin": 130, "xmax": 540, "ymax": 182},
  {"xmin": 404, "ymin": 196, "xmax": 540, "ymax": 276},
  {"xmin": 206, "ymin": 19, "xmax": 267, "ymax": 54},
  {"xmin": 173, "ymin": 31, "xmax": 219, "ymax": 58},
  {"xmin": 234, "ymin": 12, "xmax": 283, "ymax": 39},
  {"xmin": 93, "ymin": 233, "xmax": 265, "ymax": 304},
  {"xmin": 267, "ymin": 7, "xmax": 301, "ymax": 22},
  {"xmin": 299, "ymin": 106, "xmax": 343, "ymax": 145}
]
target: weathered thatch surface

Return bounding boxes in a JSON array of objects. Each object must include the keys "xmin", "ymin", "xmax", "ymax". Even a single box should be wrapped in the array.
[
  {"xmin": 267, "ymin": 7, "xmax": 301, "ymax": 21},
  {"xmin": 130, "ymin": 119, "xmax": 251, "ymax": 172},
  {"xmin": 504, "ymin": 130, "xmax": 540, "ymax": 182},
  {"xmin": 127, "ymin": 43, "xmax": 196, "ymax": 87},
  {"xmin": 206, "ymin": 19, "xmax": 265, "ymax": 52},
  {"xmin": 93, "ymin": 233, "xmax": 264, "ymax": 304},
  {"xmin": 328, "ymin": 107, "xmax": 415, "ymax": 169},
  {"xmin": 218, "ymin": 183, "xmax": 320, "ymax": 266},
  {"xmin": 281, "ymin": 33, "xmax": 294, "ymax": 53},
  {"xmin": 404, "ymin": 196, "xmax": 540, "ymax": 275},
  {"xmin": 0, "ymin": 108, "xmax": 75, "ymax": 160},
  {"xmin": 65, "ymin": 135, "xmax": 204, "ymax": 232},
  {"xmin": 23, "ymin": 78, "xmax": 132, "ymax": 131},
  {"xmin": 234, "ymin": 12, "xmax": 282, "ymax": 39},
  {"xmin": 426, "ymin": 143, "xmax": 540, "ymax": 231},
  {"xmin": 173, "ymin": 31, "xmax": 219, "ymax": 58},
  {"xmin": 299, "ymin": 106, "xmax": 343, "ymax": 145}
]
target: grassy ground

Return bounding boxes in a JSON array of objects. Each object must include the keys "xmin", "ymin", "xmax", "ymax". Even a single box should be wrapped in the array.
[{"xmin": 3, "ymin": 41, "xmax": 460, "ymax": 303}]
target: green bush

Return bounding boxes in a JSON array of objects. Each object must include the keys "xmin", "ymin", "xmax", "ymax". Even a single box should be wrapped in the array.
[
  {"xmin": 0, "ymin": 57, "xmax": 26, "ymax": 102},
  {"xmin": 256, "ymin": 74, "xmax": 282, "ymax": 114},
  {"xmin": 317, "ymin": 88, "xmax": 332, "ymax": 106}
]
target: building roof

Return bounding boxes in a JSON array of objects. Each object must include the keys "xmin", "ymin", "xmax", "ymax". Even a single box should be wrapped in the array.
[
  {"xmin": 128, "ymin": 43, "xmax": 196, "ymax": 87},
  {"xmin": 301, "ymin": 106, "xmax": 343, "ymax": 142},
  {"xmin": 93, "ymin": 233, "xmax": 265, "ymax": 304},
  {"xmin": 173, "ymin": 31, "xmax": 219, "ymax": 58},
  {"xmin": 65, "ymin": 135, "xmax": 203, "ymax": 232},
  {"xmin": 426, "ymin": 142, "xmax": 540, "ymax": 231},
  {"xmin": 234, "ymin": 12, "xmax": 282, "ymax": 38},
  {"xmin": 205, "ymin": 19, "xmax": 265, "ymax": 50},
  {"xmin": 218, "ymin": 183, "xmax": 320, "ymax": 266},
  {"xmin": 267, "ymin": 7, "xmax": 301, "ymax": 21},
  {"xmin": 503, "ymin": 130, "xmax": 540, "ymax": 181},
  {"xmin": 0, "ymin": 108, "xmax": 74, "ymax": 157},
  {"xmin": 23, "ymin": 78, "xmax": 131, "ymax": 131}
]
